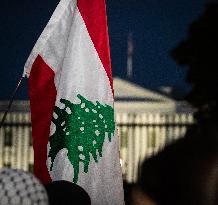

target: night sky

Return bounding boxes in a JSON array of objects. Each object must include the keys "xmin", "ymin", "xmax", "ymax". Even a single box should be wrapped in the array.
[{"xmin": 0, "ymin": 0, "xmax": 216, "ymax": 100}]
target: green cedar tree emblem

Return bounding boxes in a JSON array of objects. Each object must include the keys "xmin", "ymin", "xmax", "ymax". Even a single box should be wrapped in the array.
[{"xmin": 48, "ymin": 94, "xmax": 115, "ymax": 183}]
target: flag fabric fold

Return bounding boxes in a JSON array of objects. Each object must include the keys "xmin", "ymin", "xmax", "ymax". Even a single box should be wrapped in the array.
[{"xmin": 23, "ymin": 0, "xmax": 124, "ymax": 204}]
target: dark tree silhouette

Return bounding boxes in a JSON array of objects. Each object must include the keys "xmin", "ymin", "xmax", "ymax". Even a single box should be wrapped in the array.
[
  {"xmin": 138, "ymin": 4, "xmax": 218, "ymax": 205},
  {"xmin": 171, "ymin": 3, "xmax": 218, "ymax": 122}
]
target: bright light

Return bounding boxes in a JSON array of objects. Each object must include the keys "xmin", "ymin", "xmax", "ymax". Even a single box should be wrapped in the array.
[{"xmin": 120, "ymin": 158, "xmax": 123, "ymax": 167}]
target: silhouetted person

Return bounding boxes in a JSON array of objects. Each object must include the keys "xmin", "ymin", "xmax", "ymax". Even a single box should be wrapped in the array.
[
  {"xmin": 139, "ymin": 125, "xmax": 218, "ymax": 205},
  {"xmin": 45, "ymin": 180, "xmax": 91, "ymax": 205},
  {"xmin": 138, "ymin": 3, "xmax": 218, "ymax": 205}
]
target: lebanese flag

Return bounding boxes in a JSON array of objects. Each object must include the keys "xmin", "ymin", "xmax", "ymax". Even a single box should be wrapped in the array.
[{"xmin": 23, "ymin": 0, "xmax": 124, "ymax": 204}]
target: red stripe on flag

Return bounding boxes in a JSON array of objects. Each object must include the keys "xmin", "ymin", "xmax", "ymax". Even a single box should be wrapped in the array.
[
  {"xmin": 77, "ymin": 0, "xmax": 114, "ymax": 95},
  {"xmin": 28, "ymin": 55, "xmax": 57, "ymax": 184}
]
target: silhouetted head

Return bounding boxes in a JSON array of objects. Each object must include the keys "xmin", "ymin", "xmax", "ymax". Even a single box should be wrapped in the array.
[
  {"xmin": 138, "ymin": 136, "xmax": 218, "ymax": 205},
  {"xmin": 44, "ymin": 180, "xmax": 91, "ymax": 205}
]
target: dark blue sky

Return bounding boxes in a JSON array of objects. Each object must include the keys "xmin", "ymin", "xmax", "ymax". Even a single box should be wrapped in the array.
[{"xmin": 0, "ymin": 0, "xmax": 216, "ymax": 100}]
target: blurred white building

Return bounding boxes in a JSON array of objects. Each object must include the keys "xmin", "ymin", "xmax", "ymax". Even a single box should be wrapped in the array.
[{"xmin": 114, "ymin": 77, "xmax": 176, "ymax": 114}]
